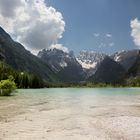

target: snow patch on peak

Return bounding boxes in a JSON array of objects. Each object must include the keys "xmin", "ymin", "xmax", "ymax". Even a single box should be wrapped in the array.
[
  {"xmin": 76, "ymin": 50, "xmax": 107, "ymax": 77},
  {"xmin": 114, "ymin": 55, "xmax": 121, "ymax": 62},
  {"xmin": 76, "ymin": 59, "xmax": 97, "ymax": 69},
  {"xmin": 77, "ymin": 50, "xmax": 106, "ymax": 70}
]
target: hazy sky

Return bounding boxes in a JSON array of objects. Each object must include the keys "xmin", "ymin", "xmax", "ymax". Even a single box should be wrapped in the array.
[
  {"xmin": 47, "ymin": 0, "xmax": 140, "ymax": 54},
  {"xmin": 0, "ymin": 0, "xmax": 140, "ymax": 55}
]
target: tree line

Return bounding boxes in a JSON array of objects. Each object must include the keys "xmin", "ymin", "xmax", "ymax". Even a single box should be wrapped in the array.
[
  {"xmin": 0, "ymin": 62, "xmax": 44, "ymax": 88},
  {"xmin": 1, "ymin": 62, "xmax": 140, "ymax": 89}
]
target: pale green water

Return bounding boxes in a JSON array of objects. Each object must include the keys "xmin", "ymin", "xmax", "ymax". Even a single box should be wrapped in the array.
[{"xmin": 0, "ymin": 88, "xmax": 140, "ymax": 140}]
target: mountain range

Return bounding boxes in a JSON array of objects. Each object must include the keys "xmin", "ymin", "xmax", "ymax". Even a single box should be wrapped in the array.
[
  {"xmin": 38, "ymin": 49, "xmax": 85, "ymax": 82},
  {"xmin": 0, "ymin": 26, "xmax": 140, "ymax": 84}
]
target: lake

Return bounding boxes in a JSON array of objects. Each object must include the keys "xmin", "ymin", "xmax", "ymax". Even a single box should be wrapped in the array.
[{"xmin": 0, "ymin": 88, "xmax": 140, "ymax": 140}]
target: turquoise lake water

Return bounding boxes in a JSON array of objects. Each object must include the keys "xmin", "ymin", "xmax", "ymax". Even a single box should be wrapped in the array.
[{"xmin": 0, "ymin": 88, "xmax": 140, "ymax": 140}]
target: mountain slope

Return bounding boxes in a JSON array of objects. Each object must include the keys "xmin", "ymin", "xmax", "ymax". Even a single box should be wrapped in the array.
[
  {"xmin": 38, "ymin": 49, "xmax": 85, "ymax": 82},
  {"xmin": 127, "ymin": 52, "xmax": 140, "ymax": 77},
  {"xmin": 89, "ymin": 57, "xmax": 126, "ymax": 83},
  {"xmin": 0, "ymin": 27, "xmax": 56, "ymax": 81},
  {"xmin": 111, "ymin": 50, "xmax": 140, "ymax": 71}
]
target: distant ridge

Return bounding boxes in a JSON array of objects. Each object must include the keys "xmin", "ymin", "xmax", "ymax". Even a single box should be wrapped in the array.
[
  {"xmin": 0, "ymin": 26, "xmax": 56, "ymax": 82},
  {"xmin": 88, "ymin": 56, "xmax": 126, "ymax": 83}
]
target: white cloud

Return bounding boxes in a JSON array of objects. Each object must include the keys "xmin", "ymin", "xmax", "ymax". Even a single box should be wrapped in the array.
[
  {"xmin": 106, "ymin": 33, "xmax": 112, "ymax": 38},
  {"xmin": 98, "ymin": 42, "xmax": 114, "ymax": 48},
  {"xmin": 93, "ymin": 33, "xmax": 112, "ymax": 38},
  {"xmin": 130, "ymin": 18, "xmax": 140, "ymax": 47},
  {"xmin": 0, "ymin": 0, "xmax": 23, "ymax": 18},
  {"xmin": 93, "ymin": 33, "xmax": 100, "ymax": 37},
  {"xmin": 98, "ymin": 43, "xmax": 106, "ymax": 48},
  {"xmin": 109, "ymin": 42, "xmax": 114, "ymax": 47},
  {"xmin": 49, "ymin": 44, "xmax": 69, "ymax": 53},
  {"xmin": 0, "ymin": 0, "xmax": 66, "ymax": 53}
]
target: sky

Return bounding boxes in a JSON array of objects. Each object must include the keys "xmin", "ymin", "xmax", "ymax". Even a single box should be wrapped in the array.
[
  {"xmin": 0, "ymin": 0, "xmax": 140, "ymax": 55},
  {"xmin": 46, "ymin": 0, "xmax": 140, "ymax": 54}
]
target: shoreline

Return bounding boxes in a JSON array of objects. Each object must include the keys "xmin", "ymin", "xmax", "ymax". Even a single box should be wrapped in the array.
[{"xmin": 0, "ymin": 88, "xmax": 140, "ymax": 140}]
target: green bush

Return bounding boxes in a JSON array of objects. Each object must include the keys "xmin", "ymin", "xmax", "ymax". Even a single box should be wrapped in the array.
[{"xmin": 0, "ymin": 78, "xmax": 16, "ymax": 96}]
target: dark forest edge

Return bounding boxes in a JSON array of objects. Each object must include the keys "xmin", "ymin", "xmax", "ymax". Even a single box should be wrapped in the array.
[
  {"xmin": 0, "ymin": 62, "xmax": 45, "ymax": 89},
  {"xmin": 45, "ymin": 80, "xmax": 140, "ymax": 88},
  {"xmin": 0, "ymin": 61, "xmax": 140, "ymax": 95}
]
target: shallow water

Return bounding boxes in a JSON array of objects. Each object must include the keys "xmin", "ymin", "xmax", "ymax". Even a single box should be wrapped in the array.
[{"xmin": 0, "ymin": 88, "xmax": 140, "ymax": 140}]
